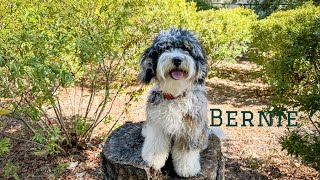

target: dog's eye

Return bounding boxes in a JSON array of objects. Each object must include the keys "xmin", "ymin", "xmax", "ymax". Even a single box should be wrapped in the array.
[{"xmin": 181, "ymin": 47, "xmax": 190, "ymax": 54}]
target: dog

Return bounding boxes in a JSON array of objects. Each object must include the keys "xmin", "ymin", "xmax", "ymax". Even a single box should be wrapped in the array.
[{"xmin": 138, "ymin": 27, "xmax": 209, "ymax": 178}]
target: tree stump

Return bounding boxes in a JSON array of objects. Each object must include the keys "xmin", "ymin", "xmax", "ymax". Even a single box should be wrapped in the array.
[{"xmin": 100, "ymin": 122, "xmax": 225, "ymax": 180}]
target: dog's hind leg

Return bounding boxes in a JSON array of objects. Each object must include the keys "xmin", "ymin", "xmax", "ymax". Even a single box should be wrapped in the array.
[
  {"xmin": 141, "ymin": 124, "xmax": 171, "ymax": 170},
  {"xmin": 171, "ymin": 141, "xmax": 201, "ymax": 178}
]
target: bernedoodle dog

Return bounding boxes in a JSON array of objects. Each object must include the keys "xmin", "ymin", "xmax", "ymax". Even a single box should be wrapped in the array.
[{"xmin": 138, "ymin": 27, "xmax": 209, "ymax": 178}]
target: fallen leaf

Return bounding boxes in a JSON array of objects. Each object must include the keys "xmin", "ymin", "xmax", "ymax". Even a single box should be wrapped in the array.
[
  {"xmin": 75, "ymin": 171, "xmax": 86, "ymax": 179},
  {"xmin": 67, "ymin": 161, "xmax": 79, "ymax": 170},
  {"xmin": 0, "ymin": 108, "xmax": 11, "ymax": 115}
]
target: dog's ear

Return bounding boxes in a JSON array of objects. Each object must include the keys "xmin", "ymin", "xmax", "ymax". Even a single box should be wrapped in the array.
[
  {"xmin": 196, "ymin": 60, "xmax": 208, "ymax": 84},
  {"xmin": 193, "ymin": 42, "xmax": 208, "ymax": 85},
  {"xmin": 138, "ymin": 47, "xmax": 157, "ymax": 84}
]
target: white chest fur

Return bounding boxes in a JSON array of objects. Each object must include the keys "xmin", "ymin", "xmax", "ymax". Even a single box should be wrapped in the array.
[{"xmin": 147, "ymin": 91, "xmax": 195, "ymax": 136}]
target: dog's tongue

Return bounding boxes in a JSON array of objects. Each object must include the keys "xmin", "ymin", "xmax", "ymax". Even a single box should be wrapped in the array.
[{"xmin": 171, "ymin": 70, "xmax": 184, "ymax": 80}]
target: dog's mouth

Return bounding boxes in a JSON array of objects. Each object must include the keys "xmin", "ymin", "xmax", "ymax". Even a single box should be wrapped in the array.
[{"xmin": 169, "ymin": 69, "xmax": 185, "ymax": 80}]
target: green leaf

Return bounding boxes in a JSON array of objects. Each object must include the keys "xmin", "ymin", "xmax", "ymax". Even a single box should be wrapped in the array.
[
  {"xmin": 0, "ymin": 138, "xmax": 10, "ymax": 157},
  {"xmin": 0, "ymin": 108, "xmax": 11, "ymax": 115}
]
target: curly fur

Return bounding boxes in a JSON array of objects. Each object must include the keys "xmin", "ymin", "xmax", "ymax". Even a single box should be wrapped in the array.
[{"xmin": 139, "ymin": 27, "xmax": 209, "ymax": 178}]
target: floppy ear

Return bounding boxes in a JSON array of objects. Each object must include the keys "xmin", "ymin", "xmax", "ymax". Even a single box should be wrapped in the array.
[
  {"xmin": 196, "ymin": 59, "xmax": 208, "ymax": 84},
  {"xmin": 193, "ymin": 42, "xmax": 208, "ymax": 84},
  {"xmin": 138, "ymin": 47, "xmax": 157, "ymax": 84}
]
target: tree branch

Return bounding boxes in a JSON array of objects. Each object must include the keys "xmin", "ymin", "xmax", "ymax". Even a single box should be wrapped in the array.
[{"xmin": 307, "ymin": 113, "xmax": 320, "ymax": 135}]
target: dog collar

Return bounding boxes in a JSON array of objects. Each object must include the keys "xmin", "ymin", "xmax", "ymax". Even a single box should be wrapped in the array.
[
  {"xmin": 159, "ymin": 91, "xmax": 186, "ymax": 99},
  {"xmin": 163, "ymin": 93, "xmax": 176, "ymax": 99}
]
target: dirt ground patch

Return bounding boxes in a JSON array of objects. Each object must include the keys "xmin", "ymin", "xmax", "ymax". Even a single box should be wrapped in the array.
[{"xmin": 0, "ymin": 60, "xmax": 319, "ymax": 179}]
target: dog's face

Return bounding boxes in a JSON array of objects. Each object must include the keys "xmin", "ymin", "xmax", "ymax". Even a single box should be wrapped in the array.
[{"xmin": 139, "ymin": 28, "xmax": 208, "ymax": 95}]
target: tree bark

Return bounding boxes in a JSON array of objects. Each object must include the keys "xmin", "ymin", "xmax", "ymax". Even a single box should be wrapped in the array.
[{"xmin": 101, "ymin": 122, "xmax": 224, "ymax": 180}]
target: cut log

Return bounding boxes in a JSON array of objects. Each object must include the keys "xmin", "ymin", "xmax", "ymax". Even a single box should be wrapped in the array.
[{"xmin": 100, "ymin": 122, "xmax": 225, "ymax": 180}]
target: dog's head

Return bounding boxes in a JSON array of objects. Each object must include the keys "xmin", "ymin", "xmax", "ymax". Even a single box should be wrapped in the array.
[{"xmin": 138, "ymin": 27, "xmax": 208, "ymax": 95}]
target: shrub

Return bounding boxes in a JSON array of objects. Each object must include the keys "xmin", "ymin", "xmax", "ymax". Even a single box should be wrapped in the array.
[
  {"xmin": 0, "ymin": 0, "xmax": 147, "ymax": 155},
  {"xmin": 249, "ymin": 3, "xmax": 320, "ymax": 169},
  {"xmin": 252, "ymin": 0, "xmax": 315, "ymax": 19},
  {"xmin": 195, "ymin": 8, "xmax": 257, "ymax": 69},
  {"xmin": 280, "ymin": 127, "xmax": 320, "ymax": 170},
  {"xmin": 250, "ymin": 3, "xmax": 320, "ymax": 112},
  {"xmin": 0, "ymin": 0, "xmax": 199, "ymax": 155}
]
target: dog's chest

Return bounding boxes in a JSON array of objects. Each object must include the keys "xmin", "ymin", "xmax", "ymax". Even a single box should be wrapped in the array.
[{"xmin": 147, "ymin": 93, "xmax": 196, "ymax": 135}]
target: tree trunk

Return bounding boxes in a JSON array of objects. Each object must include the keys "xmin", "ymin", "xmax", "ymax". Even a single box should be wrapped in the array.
[{"xmin": 100, "ymin": 122, "xmax": 224, "ymax": 180}]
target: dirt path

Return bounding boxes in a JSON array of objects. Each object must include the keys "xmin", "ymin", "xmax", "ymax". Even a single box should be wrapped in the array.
[{"xmin": 0, "ymin": 60, "xmax": 319, "ymax": 179}]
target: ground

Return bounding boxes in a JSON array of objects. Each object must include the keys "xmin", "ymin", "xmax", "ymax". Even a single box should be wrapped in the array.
[{"xmin": 0, "ymin": 60, "xmax": 319, "ymax": 179}]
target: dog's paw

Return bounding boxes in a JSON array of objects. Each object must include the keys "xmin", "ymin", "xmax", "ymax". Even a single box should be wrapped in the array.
[
  {"xmin": 142, "ymin": 151, "xmax": 168, "ymax": 170},
  {"xmin": 142, "ymin": 154, "xmax": 168, "ymax": 170},
  {"xmin": 173, "ymin": 150, "xmax": 201, "ymax": 177},
  {"xmin": 174, "ymin": 159, "xmax": 200, "ymax": 177}
]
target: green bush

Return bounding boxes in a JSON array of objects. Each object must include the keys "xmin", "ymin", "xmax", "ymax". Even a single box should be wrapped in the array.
[
  {"xmin": 252, "ymin": 0, "xmax": 315, "ymax": 19},
  {"xmin": 0, "ymin": 0, "xmax": 200, "ymax": 155},
  {"xmin": 250, "ymin": 3, "xmax": 320, "ymax": 112},
  {"xmin": 0, "ymin": 0, "xmax": 146, "ymax": 154},
  {"xmin": 249, "ymin": 3, "xmax": 320, "ymax": 169},
  {"xmin": 280, "ymin": 127, "xmax": 320, "ymax": 170},
  {"xmin": 195, "ymin": 8, "xmax": 257, "ymax": 67}
]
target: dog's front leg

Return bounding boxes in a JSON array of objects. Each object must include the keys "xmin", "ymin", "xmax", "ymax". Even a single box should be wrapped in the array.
[
  {"xmin": 141, "ymin": 124, "xmax": 171, "ymax": 170},
  {"xmin": 171, "ymin": 142, "xmax": 201, "ymax": 177}
]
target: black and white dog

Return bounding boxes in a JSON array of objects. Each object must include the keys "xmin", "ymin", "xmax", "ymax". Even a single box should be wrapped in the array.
[{"xmin": 139, "ymin": 27, "xmax": 209, "ymax": 177}]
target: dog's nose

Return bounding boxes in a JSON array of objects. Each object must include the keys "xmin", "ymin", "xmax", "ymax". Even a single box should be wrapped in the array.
[{"xmin": 172, "ymin": 57, "xmax": 182, "ymax": 67}]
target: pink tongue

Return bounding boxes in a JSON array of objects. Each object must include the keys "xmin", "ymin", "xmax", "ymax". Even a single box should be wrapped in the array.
[{"xmin": 171, "ymin": 70, "xmax": 184, "ymax": 80}]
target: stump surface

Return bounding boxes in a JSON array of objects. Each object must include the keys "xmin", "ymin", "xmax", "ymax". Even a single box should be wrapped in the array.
[{"xmin": 101, "ymin": 122, "xmax": 224, "ymax": 180}]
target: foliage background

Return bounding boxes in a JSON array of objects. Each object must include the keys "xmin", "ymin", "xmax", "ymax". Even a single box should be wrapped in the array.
[
  {"xmin": 0, "ymin": 0, "xmax": 319, "ymax": 177},
  {"xmin": 249, "ymin": 2, "xmax": 320, "ymax": 170}
]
